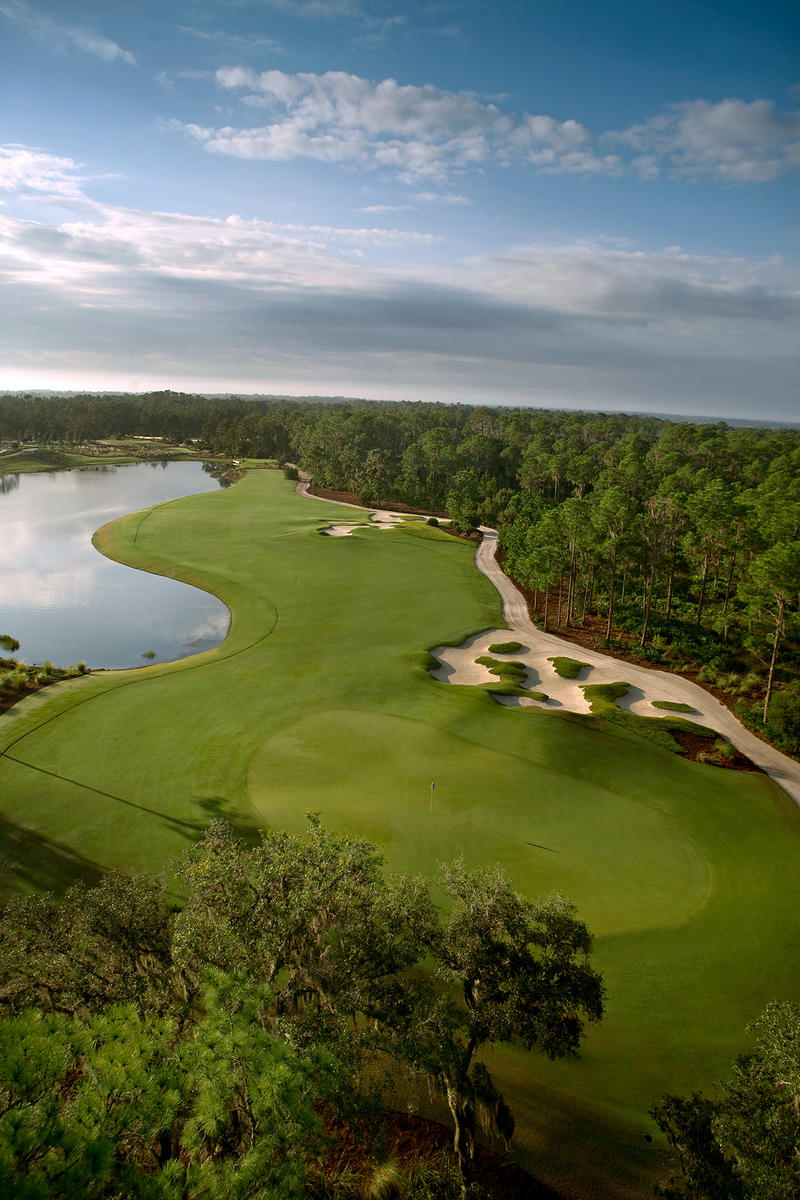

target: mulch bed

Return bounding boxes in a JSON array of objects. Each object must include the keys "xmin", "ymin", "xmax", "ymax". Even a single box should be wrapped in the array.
[
  {"xmin": 669, "ymin": 730, "xmax": 763, "ymax": 773},
  {"xmin": 306, "ymin": 485, "xmax": 447, "ymax": 519},
  {"xmin": 318, "ymin": 1108, "xmax": 564, "ymax": 1199},
  {"xmin": 0, "ymin": 677, "xmax": 59, "ymax": 717}
]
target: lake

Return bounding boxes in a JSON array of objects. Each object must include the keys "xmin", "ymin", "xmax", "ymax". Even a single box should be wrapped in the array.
[{"xmin": 0, "ymin": 461, "xmax": 230, "ymax": 669}]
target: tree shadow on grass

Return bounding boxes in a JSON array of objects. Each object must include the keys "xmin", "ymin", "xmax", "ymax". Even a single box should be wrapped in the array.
[
  {"xmin": 192, "ymin": 796, "xmax": 264, "ymax": 846},
  {"xmin": 0, "ymin": 812, "xmax": 106, "ymax": 898},
  {"xmin": 0, "ymin": 801, "xmax": 262, "ymax": 903}
]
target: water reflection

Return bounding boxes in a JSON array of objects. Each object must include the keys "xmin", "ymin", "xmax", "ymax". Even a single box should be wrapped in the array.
[{"xmin": 0, "ymin": 462, "xmax": 230, "ymax": 669}]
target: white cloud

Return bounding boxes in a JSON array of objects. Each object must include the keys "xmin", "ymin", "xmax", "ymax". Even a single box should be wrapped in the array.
[
  {"xmin": 162, "ymin": 68, "xmax": 800, "ymax": 187},
  {"xmin": 178, "ymin": 25, "xmax": 283, "ymax": 55},
  {"xmin": 356, "ymin": 14, "xmax": 406, "ymax": 48},
  {"xmin": 251, "ymin": 0, "xmax": 360, "ymax": 16},
  {"xmin": 358, "ymin": 204, "xmax": 416, "ymax": 212},
  {"xmin": 612, "ymin": 98, "xmax": 800, "ymax": 182},
  {"xmin": 507, "ymin": 113, "xmax": 588, "ymax": 152},
  {"xmin": 1, "ymin": 142, "xmax": 797, "ymax": 417},
  {"xmin": 166, "ymin": 68, "xmax": 603, "ymax": 181},
  {"xmin": 456, "ymin": 242, "xmax": 799, "ymax": 323},
  {"xmin": 0, "ymin": 145, "xmax": 86, "ymax": 197},
  {"xmin": 216, "ymin": 69, "xmax": 505, "ymax": 138},
  {"xmin": 414, "ymin": 192, "xmax": 470, "ymax": 206},
  {"xmin": 0, "ymin": 0, "xmax": 136, "ymax": 64}
]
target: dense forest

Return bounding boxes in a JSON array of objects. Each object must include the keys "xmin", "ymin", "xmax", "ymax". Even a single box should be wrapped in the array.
[{"xmin": 1, "ymin": 391, "xmax": 798, "ymax": 755}]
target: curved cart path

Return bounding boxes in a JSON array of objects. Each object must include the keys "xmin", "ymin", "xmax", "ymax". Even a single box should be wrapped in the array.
[
  {"xmin": 474, "ymin": 527, "xmax": 800, "ymax": 806},
  {"xmin": 294, "ymin": 475, "xmax": 800, "ymax": 806}
]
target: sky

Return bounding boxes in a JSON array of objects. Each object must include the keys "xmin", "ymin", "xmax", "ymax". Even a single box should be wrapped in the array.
[{"xmin": 0, "ymin": 0, "xmax": 798, "ymax": 420}]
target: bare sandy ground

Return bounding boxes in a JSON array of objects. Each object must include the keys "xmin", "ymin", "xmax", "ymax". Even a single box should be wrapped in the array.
[
  {"xmin": 295, "ymin": 476, "xmax": 424, "ymax": 535},
  {"xmin": 468, "ymin": 528, "xmax": 800, "ymax": 806},
  {"xmin": 294, "ymin": 477, "xmax": 800, "ymax": 805}
]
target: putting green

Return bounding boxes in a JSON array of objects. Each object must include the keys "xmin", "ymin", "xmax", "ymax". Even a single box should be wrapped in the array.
[
  {"xmin": 0, "ymin": 469, "xmax": 798, "ymax": 1200},
  {"xmin": 248, "ymin": 707, "xmax": 710, "ymax": 936}
]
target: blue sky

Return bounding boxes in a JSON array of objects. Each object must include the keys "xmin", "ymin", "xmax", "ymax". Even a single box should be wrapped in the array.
[{"xmin": 1, "ymin": 0, "xmax": 798, "ymax": 419}]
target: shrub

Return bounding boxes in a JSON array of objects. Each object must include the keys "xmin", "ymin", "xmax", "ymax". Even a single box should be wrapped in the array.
[
  {"xmin": 548, "ymin": 657, "xmax": 587, "ymax": 679},
  {"xmin": 765, "ymin": 684, "xmax": 800, "ymax": 757}
]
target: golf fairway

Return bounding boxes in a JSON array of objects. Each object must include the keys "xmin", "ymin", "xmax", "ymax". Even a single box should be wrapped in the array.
[{"xmin": 1, "ymin": 469, "xmax": 798, "ymax": 1199}]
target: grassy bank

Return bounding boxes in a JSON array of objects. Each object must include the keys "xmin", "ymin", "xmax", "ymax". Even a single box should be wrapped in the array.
[{"xmin": 0, "ymin": 470, "xmax": 798, "ymax": 1199}]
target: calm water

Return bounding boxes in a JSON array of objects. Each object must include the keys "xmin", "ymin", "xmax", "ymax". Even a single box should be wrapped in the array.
[{"xmin": 0, "ymin": 461, "xmax": 230, "ymax": 669}]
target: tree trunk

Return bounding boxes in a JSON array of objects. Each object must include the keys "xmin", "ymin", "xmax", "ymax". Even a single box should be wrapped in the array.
[
  {"xmin": 543, "ymin": 587, "xmax": 550, "ymax": 632},
  {"xmin": 605, "ymin": 555, "xmax": 617, "ymax": 647},
  {"xmin": 567, "ymin": 545, "xmax": 577, "ymax": 624},
  {"xmin": 665, "ymin": 544, "xmax": 676, "ymax": 621},
  {"xmin": 640, "ymin": 569, "xmax": 656, "ymax": 646},
  {"xmin": 581, "ymin": 569, "xmax": 591, "ymax": 625},
  {"xmin": 763, "ymin": 598, "xmax": 784, "ymax": 724},
  {"xmin": 620, "ymin": 564, "xmax": 628, "ymax": 605},
  {"xmin": 722, "ymin": 543, "xmax": 738, "ymax": 617},
  {"xmin": 447, "ymin": 1085, "xmax": 476, "ymax": 1200},
  {"xmin": 696, "ymin": 552, "xmax": 710, "ymax": 626}
]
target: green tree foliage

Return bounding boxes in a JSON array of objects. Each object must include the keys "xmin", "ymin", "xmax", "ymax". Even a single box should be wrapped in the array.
[
  {"xmin": 406, "ymin": 863, "xmax": 603, "ymax": 1197},
  {"xmin": 0, "ymin": 873, "xmax": 176, "ymax": 1018},
  {"xmin": 764, "ymin": 682, "xmax": 800, "ymax": 756},
  {"xmin": 0, "ymin": 972, "xmax": 334, "ymax": 1199},
  {"xmin": 0, "ymin": 819, "xmax": 603, "ymax": 1198},
  {"xmin": 651, "ymin": 1001, "xmax": 800, "ymax": 1200}
]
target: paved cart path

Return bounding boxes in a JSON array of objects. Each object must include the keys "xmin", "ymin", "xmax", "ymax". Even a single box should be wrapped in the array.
[{"xmin": 295, "ymin": 475, "xmax": 800, "ymax": 806}]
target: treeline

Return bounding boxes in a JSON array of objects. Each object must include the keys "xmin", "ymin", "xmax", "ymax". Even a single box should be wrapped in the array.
[
  {"xmin": 0, "ymin": 818, "xmax": 601, "ymax": 1199},
  {"xmin": 2, "ymin": 392, "xmax": 798, "ymax": 745}
]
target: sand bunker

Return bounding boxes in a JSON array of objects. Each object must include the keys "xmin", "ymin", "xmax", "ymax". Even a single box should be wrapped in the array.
[
  {"xmin": 296, "ymin": 478, "xmax": 800, "ymax": 805},
  {"xmin": 321, "ymin": 511, "xmax": 425, "ymax": 536}
]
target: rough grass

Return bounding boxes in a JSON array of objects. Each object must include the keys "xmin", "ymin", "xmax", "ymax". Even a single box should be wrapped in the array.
[
  {"xmin": 548, "ymin": 656, "xmax": 588, "ymax": 679},
  {"xmin": 488, "ymin": 641, "xmax": 523, "ymax": 654},
  {"xmin": 1, "ymin": 470, "xmax": 798, "ymax": 1200},
  {"xmin": 652, "ymin": 700, "xmax": 696, "ymax": 713},
  {"xmin": 481, "ymin": 682, "xmax": 549, "ymax": 701},
  {"xmin": 581, "ymin": 682, "xmax": 716, "ymax": 753},
  {"xmin": 475, "ymin": 656, "xmax": 528, "ymax": 679}
]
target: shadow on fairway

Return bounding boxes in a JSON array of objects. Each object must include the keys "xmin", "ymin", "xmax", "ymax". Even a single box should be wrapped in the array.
[
  {"xmin": 192, "ymin": 795, "xmax": 264, "ymax": 846},
  {"xmin": 0, "ymin": 812, "xmax": 106, "ymax": 897}
]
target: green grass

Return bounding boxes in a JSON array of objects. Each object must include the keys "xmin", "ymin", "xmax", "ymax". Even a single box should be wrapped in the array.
[
  {"xmin": 652, "ymin": 700, "xmax": 697, "ymax": 713},
  {"xmin": 0, "ymin": 470, "xmax": 798, "ymax": 1199},
  {"xmin": 481, "ymin": 682, "xmax": 549, "ymax": 701},
  {"xmin": 0, "ymin": 443, "xmax": 206, "ymax": 474},
  {"xmin": 488, "ymin": 640, "xmax": 523, "ymax": 654},
  {"xmin": 475, "ymin": 656, "xmax": 528, "ymax": 679},
  {"xmin": 0, "ymin": 449, "xmax": 83, "ymax": 473},
  {"xmin": 581, "ymin": 682, "xmax": 717, "ymax": 754},
  {"xmin": 548, "ymin": 656, "xmax": 588, "ymax": 679}
]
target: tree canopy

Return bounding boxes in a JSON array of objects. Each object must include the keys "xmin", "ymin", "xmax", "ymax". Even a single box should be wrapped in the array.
[
  {"xmin": 0, "ymin": 818, "xmax": 603, "ymax": 1198},
  {"xmin": 651, "ymin": 1001, "xmax": 800, "ymax": 1200}
]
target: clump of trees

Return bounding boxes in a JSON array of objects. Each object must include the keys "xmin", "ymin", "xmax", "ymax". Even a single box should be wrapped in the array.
[
  {"xmin": 651, "ymin": 1000, "xmax": 800, "ymax": 1200},
  {"xmin": 0, "ymin": 818, "xmax": 603, "ymax": 1199}
]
